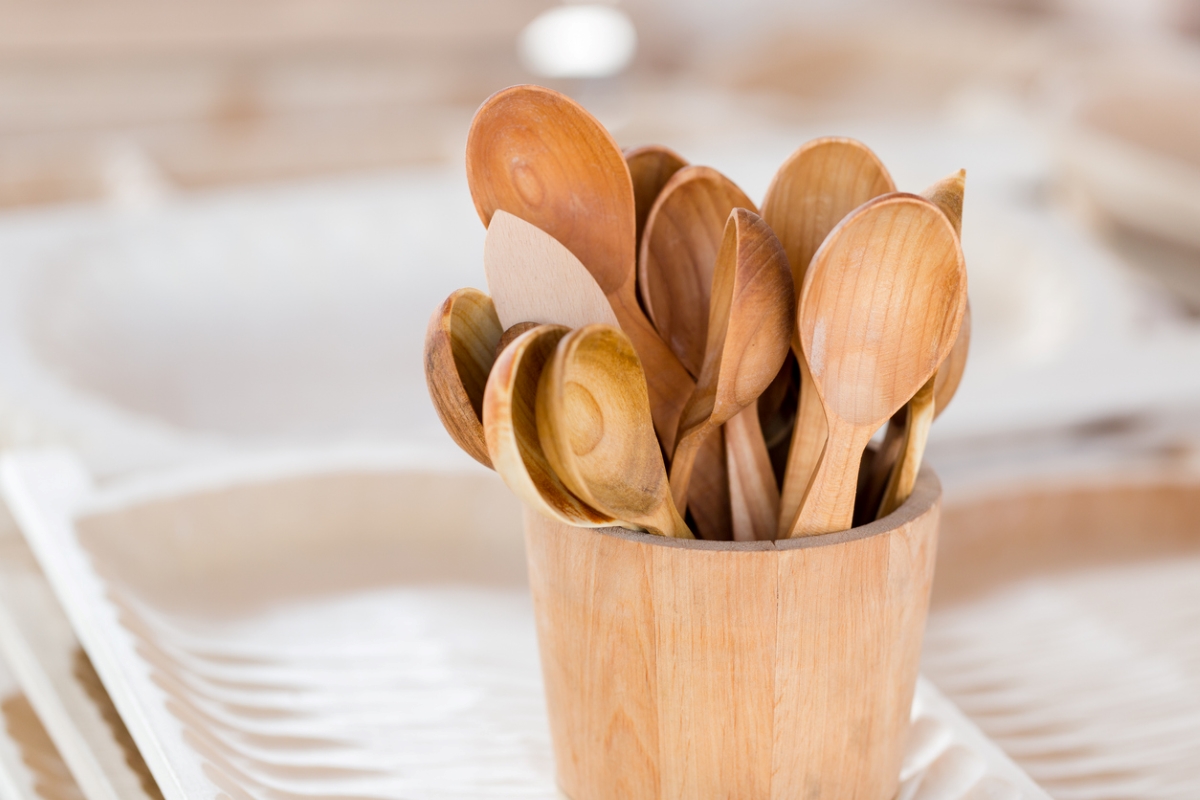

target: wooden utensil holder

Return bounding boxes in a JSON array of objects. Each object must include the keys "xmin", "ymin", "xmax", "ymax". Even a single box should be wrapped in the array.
[{"xmin": 523, "ymin": 467, "xmax": 941, "ymax": 800}]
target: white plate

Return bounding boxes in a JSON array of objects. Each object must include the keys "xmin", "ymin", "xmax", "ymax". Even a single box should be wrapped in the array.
[
  {"xmin": 0, "ymin": 448, "xmax": 1047, "ymax": 799},
  {"xmin": 0, "ymin": 651, "xmax": 85, "ymax": 800},
  {"xmin": 0, "ymin": 515, "xmax": 160, "ymax": 800}
]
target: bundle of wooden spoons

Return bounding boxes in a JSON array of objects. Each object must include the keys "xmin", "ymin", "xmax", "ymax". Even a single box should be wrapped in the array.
[{"xmin": 425, "ymin": 84, "xmax": 968, "ymax": 540}]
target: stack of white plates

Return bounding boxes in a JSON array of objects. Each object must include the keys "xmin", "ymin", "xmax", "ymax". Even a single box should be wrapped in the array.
[{"xmin": 0, "ymin": 447, "xmax": 1048, "ymax": 799}]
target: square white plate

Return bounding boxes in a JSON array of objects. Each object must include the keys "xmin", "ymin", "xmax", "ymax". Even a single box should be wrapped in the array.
[{"xmin": 0, "ymin": 448, "xmax": 1047, "ymax": 800}]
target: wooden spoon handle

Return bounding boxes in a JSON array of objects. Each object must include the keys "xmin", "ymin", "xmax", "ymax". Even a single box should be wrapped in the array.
[
  {"xmin": 784, "ymin": 418, "xmax": 871, "ymax": 537},
  {"xmin": 667, "ymin": 419, "xmax": 713, "ymax": 512},
  {"xmin": 859, "ymin": 406, "xmax": 907, "ymax": 524},
  {"xmin": 877, "ymin": 377, "xmax": 935, "ymax": 519},
  {"xmin": 726, "ymin": 403, "xmax": 779, "ymax": 541},
  {"xmin": 608, "ymin": 280, "xmax": 695, "ymax": 453},
  {"xmin": 776, "ymin": 356, "xmax": 827, "ymax": 536},
  {"xmin": 687, "ymin": 430, "xmax": 732, "ymax": 540}
]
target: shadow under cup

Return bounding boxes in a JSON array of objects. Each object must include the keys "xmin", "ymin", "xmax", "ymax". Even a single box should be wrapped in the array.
[{"xmin": 523, "ymin": 467, "xmax": 941, "ymax": 800}]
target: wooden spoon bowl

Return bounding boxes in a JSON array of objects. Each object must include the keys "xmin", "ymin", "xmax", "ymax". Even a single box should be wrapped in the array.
[
  {"xmin": 466, "ymin": 84, "xmax": 694, "ymax": 450},
  {"xmin": 424, "ymin": 288, "xmax": 503, "ymax": 468},
  {"xmin": 786, "ymin": 193, "xmax": 966, "ymax": 537},
  {"xmin": 483, "ymin": 324, "xmax": 614, "ymax": 527},
  {"xmin": 537, "ymin": 324, "xmax": 692, "ymax": 538}
]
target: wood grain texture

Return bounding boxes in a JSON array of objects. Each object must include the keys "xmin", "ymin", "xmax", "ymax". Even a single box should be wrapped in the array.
[
  {"xmin": 725, "ymin": 403, "xmax": 780, "ymax": 541},
  {"xmin": 625, "ymin": 144, "xmax": 687, "ymax": 251},
  {"xmin": 466, "ymin": 85, "xmax": 694, "ymax": 450},
  {"xmin": 934, "ymin": 302, "xmax": 970, "ymax": 418},
  {"xmin": 763, "ymin": 138, "xmax": 896, "ymax": 537},
  {"xmin": 423, "ymin": 287, "xmax": 503, "ymax": 468},
  {"xmin": 524, "ymin": 467, "xmax": 941, "ymax": 799},
  {"xmin": 537, "ymin": 325, "xmax": 692, "ymax": 539},
  {"xmin": 483, "ymin": 210, "xmax": 620, "ymax": 330},
  {"xmin": 638, "ymin": 165, "xmax": 757, "ymax": 378},
  {"xmin": 878, "ymin": 379, "xmax": 935, "ymax": 519},
  {"xmin": 926, "ymin": 168, "xmax": 969, "ymax": 421},
  {"xmin": 495, "ymin": 321, "xmax": 540, "ymax": 359},
  {"xmin": 636, "ymin": 164, "xmax": 762, "ymax": 541},
  {"xmin": 870, "ymin": 170, "xmax": 970, "ymax": 521},
  {"xmin": 668, "ymin": 209, "xmax": 793, "ymax": 517},
  {"xmin": 687, "ymin": 428, "xmax": 732, "ymax": 542},
  {"xmin": 786, "ymin": 194, "xmax": 965, "ymax": 537},
  {"xmin": 483, "ymin": 324, "xmax": 614, "ymax": 528}
]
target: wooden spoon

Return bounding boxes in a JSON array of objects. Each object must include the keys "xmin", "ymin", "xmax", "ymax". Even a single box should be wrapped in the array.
[
  {"xmin": 637, "ymin": 165, "xmax": 760, "ymax": 539},
  {"xmin": 537, "ymin": 324, "xmax": 693, "ymax": 539},
  {"xmin": 466, "ymin": 85, "xmax": 694, "ymax": 450},
  {"xmin": 625, "ymin": 144, "xmax": 687, "ymax": 250},
  {"xmin": 483, "ymin": 324, "xmax": 616, "ymax": 528},
  {"xmin": 424, "ymin": 288, "xmax": 503, "ymax": 468},
  {"xmin": 762, "ymin": 137, "xmax": 895, "ymax": 536},
  {"xmin": 784, "ymin": 194, "xmax": 966, "ymax": 537},
  {"xmin": 926, "ymin": 168, "xmax": 971, "ymax": 418},
  {"xmin": 668, "ymin": 210, "xmax": 793, "ymax": 527},
  {"xmin": 484, "ymin": 210, "xmax": 619, "ymax": 330},
  {"xmin": 875, "ymin": 170, "xmax": 971, "ymax": 519},
  {"xmin": 495, "ymin": 321, "xmax": 540, "ymax": 359},
  {"xmin": 638, "ymin": 165, "xmax": 757, "ymax": 377}
]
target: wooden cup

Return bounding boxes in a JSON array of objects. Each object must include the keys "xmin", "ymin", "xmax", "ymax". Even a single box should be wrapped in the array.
[{"xmin": 523, "ymin": 466, "xmax": 941, "ymax": 800}]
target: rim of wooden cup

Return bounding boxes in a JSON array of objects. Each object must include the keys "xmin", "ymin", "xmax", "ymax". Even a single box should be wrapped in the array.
[{"xmin": 574, "ymin": 464, "xmax": 941, "ymax": 549}]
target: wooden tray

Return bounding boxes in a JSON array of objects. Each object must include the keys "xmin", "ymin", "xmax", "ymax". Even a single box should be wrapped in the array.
[{"xmin": 0, "ymin": 448, "xmax": 1046, "ymax": 799}]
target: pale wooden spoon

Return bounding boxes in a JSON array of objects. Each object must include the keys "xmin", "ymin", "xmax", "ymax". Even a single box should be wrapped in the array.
[
  {"xmin": 483, "ymin": 210, "xmax": 619, "ymax": 330},
  {"xmin": 424, "ymin": 287, "xmax": 503, "ymax": 468},
  {"xmin": 784, "ymin": 194, "xmax": 966, "ymax": 537},
  {"xmin": 537, "ymin": 324, "xmax": 693, "ymax": 539},
  {"xmin": 668, "ymin": 209, "xmax": 793, "ymax": 530},
  {"xmin": 625, "ymin": 144, "xmax": 687, "ymax": 250},
  {"xmin": 637, "ymin": 164, "xmax": 759, "ymax": 540},
  {"xmin": 466, "ymin": 85, "xmax": 694, "ymax": 450},
  {"xmin": 762, "ymin": 137, "xmax": 895, "ymax": 536},
  {"xmin": 483, "ymin": 324, "xmax": 616, "ymax": 528},
  {"xmin": 875, "ymin": 170, "xmax": 971, "ymax": 519}
]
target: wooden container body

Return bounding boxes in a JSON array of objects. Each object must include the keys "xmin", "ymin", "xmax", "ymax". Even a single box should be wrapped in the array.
[{"xmin": 524, "ymin": 468, "xmax": 941, "ymax": 800}]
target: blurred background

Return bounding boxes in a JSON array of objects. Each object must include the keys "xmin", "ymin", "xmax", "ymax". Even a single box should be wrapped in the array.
[
  {"xmin": 0, "ymin": 0, "xmax": 1198, "ymax": 481},
  {"xmin": 2, "ymin": 1, "xmax": 1200, "ymax": 796}
]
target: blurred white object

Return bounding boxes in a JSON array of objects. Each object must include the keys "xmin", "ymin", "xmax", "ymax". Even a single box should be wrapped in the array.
[
  {"xmin": 100, "ymin": 142, "xmax": 172, "ymax": 215},
  {"xmin": 926, "ymin": 464, "xmax": 1200, "ymax": 799},
  {"xmin": 0, "ymin": 653, "xmax": 82, "ymax": 800},
  {"xmin": 518, "ymin": 4, "xmax": 637, "ymax": 79},
  {"xmin": 1055, "ymin": 74, "xmax": 1200, "ymax": 254},
  {"xmin": 0, "ymin": 447, "xmax": 1047, "ymax": 800}
]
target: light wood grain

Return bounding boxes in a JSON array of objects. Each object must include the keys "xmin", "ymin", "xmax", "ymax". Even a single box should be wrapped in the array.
[
  {"xmin": 786, "ymin": 194, "xmax": 965, "ymax": 537},
  {"xmin": 878, "ymin": 379, "xmax": 935, "ymax": 519},
  {"xmin": 669, "ymin": 210, "xmax": 793, "ymax": 521},
  {"xmin": 686, "ymin": 429, "xmax": 733, "ymax": 541},
  {"xmin": 625, "ymin": 144, "xmax": 688, "ymax": 251},
  {"xmin": 638, "ymin": 165, "xmax": 757, "ymax": 378},
  {"xmin": 423, "ymin": 287, "xmax": 503, "ymax": 468},
  {"xmin": 636, "ymin": 165, "xmax": 763, "ymax": 541},
  {"xmin": 483, "ymin": 324, "xmax": 614, "ymax": 529},
  {"xmin": 763, "ymin": 138, "xmax": 896, "ymax": 537},
  {"xmin": 725, "ymin": 403, "xmax": 780, "ymax": 541},
  {"xmin": 524, "ymin": 467, "xmax": 941, "ymax": 799},
  {"xmin": 537, "ymin": 325, "xmax": 692, "ymax": 539},
  {"xmin": 495, "ymin": 321, "xmax": 540, "ymax": 359},
  {"xmin": 483, "ymin": 211, "xmax": 620, "ymax": 331},
  {"xmin": 926, "ymin": 167, "xmax": 970, "ymax": 422},
  {"xmin": 466, "ymin": 85, "xmax": 695, "ymax": 452},
  {"xmin": 871, "ymin": 170, "xmax": 970, "ymax": 520}
]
